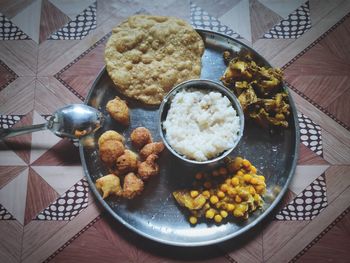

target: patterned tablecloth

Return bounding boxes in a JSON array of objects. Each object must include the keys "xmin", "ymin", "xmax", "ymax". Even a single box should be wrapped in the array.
[{"xmin": 0, "ymin": 1, "xmax": 349, "ymax": 262}]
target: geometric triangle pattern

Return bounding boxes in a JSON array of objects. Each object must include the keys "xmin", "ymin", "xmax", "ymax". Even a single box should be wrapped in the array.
[
  {"xmin": 31, "ymin": 139, "xmax": 80, "ymax": 166},
  {"xmin": 276, "ymin": 173, "xmax": 327, "ymax": 221},
  {"xmin": 288, "ymin": 165, "xmax": 329, "ymax": 196},
  {"xmin": 24, "ymin": 167, "xmax": 59, "ymax": 225},
  {"xmin": 0, "ymin": 59, "xmax": 18, "ymax": 92},
  {"xmin": 218, "ymin": 0, "xmax": 251, "ymax": 42},
  {"xmin": 54, "ymin": 33, "xmax": 109, "ymax": 101},
  {"xmin": 10, "ymin": 0, "xmax": 42, "ymax": 44},
  {"xmin": 190, "ymin": 2, "xmax": 240, "ymax": 39},
  {"xmin": 0, "ymin": 12, "xmax": 30, "ymax": 40},
  {"xmin": 35, "ymin": 179, "xmax": 89, "ymax": 221},
  {"xmin": 298, "ymin": 144, "xmax": 329, "ymax": 165},
  {"xmin": 0, "ymin": 168, "xmax": 29, "ymax": 225},
  {"xmin": 250, "ymin": 0, "xmax": 283, "ymax": 43},
  {"xmin": 264, "ymin": 1, "xmax": 311, "ymax": 39},
  {"xmin": 39, "ymin": 0, "xmax": 71, "ymax": 43},
  {"xmin": 32, "ymin": 166, "xmax": 84, "ymax": 195},
  {"xmin": 49, "ymin": 2, "xmax": 96, "ymax": 40},
  {"xmin": 257, "ymin": 0, "xmax": 306, "ymax": 19},
  {"xmin": 4, "ymin": 111, "xmax": 33, "ymax": 165},
  {"xmin": 0, "ymin": 115, "xmax": 24, "ymax": 129},
  {"xmin": 298, "ymin": 112, "xmax": 323, "ymax": 156},
  {"xmin": 0, "ymin": 166, "xmax": 27, "ymax": 189},
  {"xmin": 0, "ymin": 141, "xmax": 27, "ymax": 166},
  {"xmin": 0, "ymin": 203, "xmax": 15, "ymax": 220},
  {"xmin": 49, "ymin": 0, "xmax": 95, "ymax": 20}
]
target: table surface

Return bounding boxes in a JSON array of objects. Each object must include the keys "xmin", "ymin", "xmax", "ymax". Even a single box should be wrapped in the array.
[{"xmin": 0, "ymin": 0, "xmax": 349, "ymax": 262}]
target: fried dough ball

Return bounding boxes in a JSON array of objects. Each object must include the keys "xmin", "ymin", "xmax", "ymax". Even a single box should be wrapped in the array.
[
  {"xmin": 138, "ymin": 154, "xmax": 159, "ymax": 181},
  {"xmin": 122, "ymin": 172, "xmax": 144, "ymax": 199},
  {"xmin": 130, "ymin": 127, "xmax": 153, "ymax": 149},
  {"xmin": 116, "ymin": 150, "xmax": 139, "ymax": 174},
  {"xmin": 98, "ymin": 130, "xmax": 125, "ymax": 147},
  {"xmin": 95, "ymin": 174, "xmax": 122, "ymax": 199},
  {"xmin": 106, "ymin": 96, "xmax": 130, "ymax": 126},
  {"xmin": 99, "ymin": 140, "xmax": 125, "ymax": 166},
  {"xmin": 140, "ymin": 142, "xmax": 165, "ymax": 159}
]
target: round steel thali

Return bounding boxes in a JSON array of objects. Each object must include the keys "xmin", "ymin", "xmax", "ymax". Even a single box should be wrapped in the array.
[{"xmin": 79, "ymin": 29, "xmax": 299, "ymax": 246}]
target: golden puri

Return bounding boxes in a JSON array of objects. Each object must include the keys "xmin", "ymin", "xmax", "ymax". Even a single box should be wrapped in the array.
[{"xmin": 104, "ymin": 15, "xmax": 204, "ymax": 105}]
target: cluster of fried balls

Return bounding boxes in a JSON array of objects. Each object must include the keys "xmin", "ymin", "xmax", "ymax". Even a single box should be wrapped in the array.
[{"xmin": 95, "ymin": 96, "xmax": 164, "ymax": 200}]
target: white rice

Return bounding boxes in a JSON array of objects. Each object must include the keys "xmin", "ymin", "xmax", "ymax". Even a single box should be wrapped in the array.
[{"xmin": 163, "ymin": 88, "xmax": 240, "ymax": 161}]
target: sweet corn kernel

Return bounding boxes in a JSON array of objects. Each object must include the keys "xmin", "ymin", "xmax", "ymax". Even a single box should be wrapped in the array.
[
  {"xmin": 259, "ymin": 182, "xmax": 267, "ymax": 188},
  {"xmin": 202, "ymin": 190, "xmax": 210, "ymax": 198},
  {"xmin": 254, "ymin": 194, "xmax": 261, "ymax": 203},
  {"xmin": 258, "ymin": 175, "xmax": 265, "ymax": 181},
  {"xmin": 250, "ymin": 166, "xmax": 257, "ymax": 174},
  {"xmin": 242, "ymin": 159, "xmax": 251, "ymax": 169},
  {"xmin": 255, "ymin": 185, "xmax": 266, "ymax": 194},
  {"xmin": 214, "ymin": 214, "xmax": 223, "ymax": 223},
  {"xmin": 236, "ymin": 170, "xmax": 244, "ymax": 177},
  {"xmin": 255, "ymin": 184, "xmax": 266, "ymax": 190},
  {"xmin": 231, "ymin": 177, "xmax": 239, "ymax": 186},
  {"xmin": 239, "ymin": 190, "xmax": 249, "ymax": 200},
  {"xmin": 190, "ymin": 190, "xmax": 199, "ymax": 198},
  {"xmin": 217, "ymin": 191, "xmax": 225, "ymax": 199},
  {"xmin": 189, "ymin": 216, "xmax": 197, "ymax": 224},
  {"xmin": 227, "ymin": 188, "xmax": 237, "ymax": 197},
  {"xmin": 220, "ymin": 210, "xmax": 228, "ymax": 218},
  {"xmin": 257, "ymin": 180, "xmax": 266, "ymax": 187},
  {"xmin": 225, "ymin": 178, "xmax": 232, "ymax": 185},
  {"xmin": 249, "ymin": 186, "xmax": 256, "ymax": 195},
  {"xmin": 235, "ymin": 195, "xmax": 242, "ymax": 203},
  {"xmin": 195, "ymin": 172, "xmax": 204, "ymax": 180},
  {"xmin": 205, "ymin": 209, "xmax": 215, "ymax": 219},
  {"xmin": 243, "ymin": 173, "xmax": 252, "ymax": 182},
  {"xmin": 204, "ymin": 203, "xmax": 211, "ymax": 209},
  {"xmin": 238, "ymin": 203, "xmax": 248, "ymax": 212},
  {"xmin": 226, "ymin": 203, "xmax": 235, "ymax": 211},
  {"xmin": 210, "ymin": 195, "xmax": 219, "ymax": 204},
  {"xmin": 232, "ymin": 157, "xmax": 243, "ymax": 170},
  {"xmin": 216, "ymin": 202, "xmax": 224, "ymax": 209},
  {"xmin": 233, "ymin": 209, "xmax": 244, "ymax": 217},
  {"xmin": 250, "ymin": 177, "xmax": 258, "ymax": 185},
  {"xmin": 275, "ymin": 113, "xmax": 285, "ymax": 120},
  {"xmin": 220, "ymin": 184, "xmax": 229, "ymax": 192},
  {"xmin": 219, "ymin": 167, "xmax": 228, "ymax": 176}
]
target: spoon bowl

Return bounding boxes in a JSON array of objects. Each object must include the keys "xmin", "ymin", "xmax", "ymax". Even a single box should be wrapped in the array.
[
  {"xmin": 0, "ymin": 104, "xmax": 104, "ymax": 140},
  {"xmin": 48, "ymin": 104, "xmax": 104, "ymax": 139}
]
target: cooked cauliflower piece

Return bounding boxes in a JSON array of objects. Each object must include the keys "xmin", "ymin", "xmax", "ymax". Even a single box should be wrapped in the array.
[
  {"xmin": 95, "ymin": 174, "xmax": 123, "ymax": 199},
  {"xmin": 122, "ymin": 172, "xmax": 144, "ymax": 199},
  {"xmin": 106, "ymin": 96, "xmax": 130, "ymax": 126}
]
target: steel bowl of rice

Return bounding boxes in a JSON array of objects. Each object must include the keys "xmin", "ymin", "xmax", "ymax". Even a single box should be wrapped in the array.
[{"xmin": 159, "ymin": 79, "xmax": 244, "ymax": 165}]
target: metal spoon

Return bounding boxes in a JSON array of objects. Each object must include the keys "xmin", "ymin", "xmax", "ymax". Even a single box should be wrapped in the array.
[{"xmin": 0, "ymin": 104, "xmax": 104, "ymax": 140}]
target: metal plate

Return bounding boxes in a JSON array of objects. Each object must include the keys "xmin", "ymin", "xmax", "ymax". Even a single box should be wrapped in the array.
[{"xmin": 80, "ymin": 29, "xmax": 299, "ymax": 246}]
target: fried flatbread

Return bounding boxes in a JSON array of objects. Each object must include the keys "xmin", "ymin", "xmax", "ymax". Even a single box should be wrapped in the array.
[{"xmin": 105, "ymin": 15, "xmax": 204, "ymax": 105}]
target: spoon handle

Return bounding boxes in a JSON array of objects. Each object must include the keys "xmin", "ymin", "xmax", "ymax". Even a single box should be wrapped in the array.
[{"xmin": 0, "ymin": 123, "xmax": 47, "ymax": 140}]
